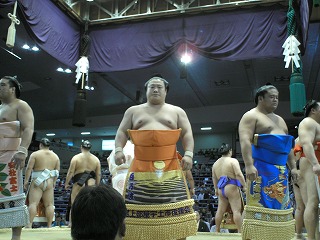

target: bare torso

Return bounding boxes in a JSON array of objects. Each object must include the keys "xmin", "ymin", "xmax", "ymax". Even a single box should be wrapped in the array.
[
  {"xmin": 0, "ymin": 99, "xmax": 19, "ymax": 122},
  {"xmin": 73, "ymin": 152, "xmax": 100, "ymax": 175},
  {"xmin": 248, "ymin": 108, "xmax": 287, "ymax": 135},
  {"xmin": 131, "ymin": 103, "xmax": 179, "ymax": 130},
  {"xmin": 32, "ymin": 150, "xmax": 59, "ymax": 171},
  {"xmin": 212, "ymin": 157, "xmax": 239, "ymax": 180}
]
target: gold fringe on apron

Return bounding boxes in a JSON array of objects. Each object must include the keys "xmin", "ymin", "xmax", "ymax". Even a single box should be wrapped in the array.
[{"xmin": 242, "ymin": 205, "xmax": 295, "ymax": 240}]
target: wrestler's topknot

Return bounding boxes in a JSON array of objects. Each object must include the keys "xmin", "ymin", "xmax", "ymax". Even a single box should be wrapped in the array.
[
  {"xmin": 303, "ymin": 99, "xmax": 319, "ymax": 118},
  {"xmin": 81, "ymin": 140, "xmax": 92, "ymax": 149},
  {"xmin": 219, "ymin": 143, "xmax": 231, "ymax": 155},
  {"xmin": 40, "ymin": 138, "xmax": 51, "ymax": 147}
]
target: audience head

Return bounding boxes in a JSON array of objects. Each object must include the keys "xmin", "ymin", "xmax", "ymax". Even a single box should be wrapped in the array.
[
  {"xmin": 71, "ymin": 184, "xmax": 127, "ymax": 240},
  {"xmin": 254, "ymin": 84, "xmax": 277, "ymax": 105},
  {"xmin": 218, "ymin": 143, "xmax": 231, "ymax": 155}
]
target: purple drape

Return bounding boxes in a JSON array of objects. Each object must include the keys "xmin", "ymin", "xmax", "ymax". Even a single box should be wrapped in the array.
[
  {"xmin": 0, "ymin": 0, "xmax": 15, "ymax": 7},
  {"xmin": 89, "ymin": 5, "xmax": 287, "ymax": 72},
  {"xmin": 18, "ymin": 0, "xmax": 80, "ymax": 67},
  {"xmin": 1, "ymin": 0, "xmax": 310, "ymax": 72}
]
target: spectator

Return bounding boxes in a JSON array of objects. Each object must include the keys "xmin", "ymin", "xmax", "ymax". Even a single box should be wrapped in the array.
[{"xmin": 71, "ymin": 185, "xmax": 127, "ymax": 240}]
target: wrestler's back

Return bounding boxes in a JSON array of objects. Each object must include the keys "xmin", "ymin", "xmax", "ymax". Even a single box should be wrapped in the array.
[
  {"xmin": 213, "ymin": 157, "xmax": 239, "ymax": 180},
  {"xmin": 32, "ymin": 149, "xmax": 59, "ymax": 171},
  {"xmin": 250, "ymin": 108, "xmax": 288, "ymax": 135},
  {"xmin": 299, "ymin": 117, "xmax": 320, "ymax": 144},
  {"xmin": 131, "ymin": 103, "xmax": 179, "ymax": 130},
  {"xmin": 73, "ymin": 153, "xmax": 99, "ymax": 175}
]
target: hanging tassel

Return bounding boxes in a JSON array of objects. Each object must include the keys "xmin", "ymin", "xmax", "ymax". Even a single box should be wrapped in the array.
[
  {"xmin": 6, "ymin": 1, "xmax": 20, "ymax": 48},
  {"xmin": 289, "ymin": 72, "xmax": 306, "ymax": 117}
]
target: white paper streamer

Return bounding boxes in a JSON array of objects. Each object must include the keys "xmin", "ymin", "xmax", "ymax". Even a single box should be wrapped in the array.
[
  {"xmin": 75, "ymin": 56, "xmax": 89, "ymax": 84},
  {"xmin": 282, "ymin": 35, "xmax": 301, "ymax": 69}
]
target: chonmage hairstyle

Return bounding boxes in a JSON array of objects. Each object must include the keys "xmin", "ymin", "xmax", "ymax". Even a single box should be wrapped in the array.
[
  {"xmin": 218, "ymin": 143, "xmax": 231, "ymax": 155},
  {"xmin": 71, "ymin": 185, "xmax": 127, "ymax": 240},
  {"xmin": 81, "ymin": 140, "xmax": 92, "ymax": 149},
  {"xmin": 40, "ymin": 138, "xmax": 51, "ymax": 147},
  {"xmin": 303, "ymin": 100, "xmax": 320, "ymax": 118}
]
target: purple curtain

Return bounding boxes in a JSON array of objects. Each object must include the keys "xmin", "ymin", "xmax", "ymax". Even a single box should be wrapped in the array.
[
  {"xmin": 0, "ymin": 0, "xmax": 15, "ymax": 7},
  {"xmin": 89, "ymin": 5, "xmax": 287, "ymax": 72},
  {"xmin": 1, "ymin": 0, "xmax": 310, "ymax": 72},
  {"xmin": 18, "ymin": 0, "xmax": 80, "ymax": 67}
]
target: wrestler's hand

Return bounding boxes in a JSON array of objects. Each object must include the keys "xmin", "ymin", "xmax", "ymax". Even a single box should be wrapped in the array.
[
  {"xmin": 11, "ymin": 152, "xmax": 27, "ymax": 170},
  {"xmin": 65, "ymin": 184, "xmax": 70, "ymax": 190},
  {"xmin": 23, "ymin": 182, "xmax": 28, "ymax": 192},
  {"xmin": 115, "ymin": 151, "xmax": 126, "ymax": 165},
  {"xmin": 245, "ymin": 165, "xmax": 258, "ymax": 181},
  {"xmin": 214, "ymin": 188, "xmax": 219, "ymax": 197},
  {"xmin": 290, "ymin": 168, "xmax": 299, "ymax": 183},
  {"xmin": 189, "ymin": 188, "xmax": 195, "ymax": 196},
  {"xmin": 181, "ymin": 156, "xmax": 193, "ymax": 171},
  {"xmin": 313, "ymin": 163, "xmax": 320, "ymax": 176}
]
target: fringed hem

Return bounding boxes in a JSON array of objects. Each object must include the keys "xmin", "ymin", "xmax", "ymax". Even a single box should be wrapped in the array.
[
  {"xmin": 0, "ymin": 205, "xmax": 29, "ymax": 228},
  {"xmin": 124, "ymin": 213, "xmax": 197, "ymax": 240},
  {"xmin": 242, "ymin": 205, "xmax": 295, "ymax": 240},
  {"xmin": 242, "ymin": 219, "xmax": 295, "ymax": 240}
]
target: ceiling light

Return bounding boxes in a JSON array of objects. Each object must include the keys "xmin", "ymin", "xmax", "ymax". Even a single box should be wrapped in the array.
[
  {"xmin": 31, "ymin": 46, "xmax": 39, "ymax": 51},
  {"xmin": 22, "ymin": 44, "xmax": 30, "ymax": 50},
  {"xmin": 201, "ymin": 127, "xmax": 212, "ymax": 131},
  {"xmin": 87, "ymin": 0, "xmax": 94, "ymax": 1},
  {"xmin": 65, "ymin": 68, "xmax": 72, "ymax": 73},
  {"xmin": 81, "ymin": 132, "xmax": 91, "ymax": 135},
  {"xmin": 57, "ymin": 67, "xmax": 64, "ymax": 72},
  {"xmin": 181, "ymin": 53, "xmax": 191, "ymax": 64},
  {"xmin": 46, "ymin": 133, "xmax": 56, "ymax": 136}
]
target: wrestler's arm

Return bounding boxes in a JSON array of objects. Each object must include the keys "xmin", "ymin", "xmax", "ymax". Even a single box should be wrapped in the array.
[
  {"xmin": 232, "ymin": 159, "xmax": 246, "ymax": 190},
  {"xmin": 14, "ymin": 101, "xmax": 34, "ymax": 170},
  {"xmin": 54, "ymin": 155, "xmax": 60, "ymax": 187},
  {"xmin": 238, "ymin": 111, "xmax": 257, "ymax": 181},
  {"xmin": 299, "ymin": 119, "xmax": 320, "ymax": 175},
  {"xmin": 65, "ymin": 158, "xmax": 76, "ymax": 189},
  {"xmin": 23, "ymin": 152, "xmax": 36, "ymax": 190},
  {"xmin": 95, "ymin": 158, "xmax": 101, "ymax": 185},
  {"xmin": 287, "ymin": 150, "xmax": 299, "ymax": 182},
  {"xmin": 211, "ymin": 164, "xmax": 219, "ymax": 196},
  {"xmin": 115, "ymin": 108, "xmax": 133, "ymax": 165},
  {"xmin": 177, "ymin": 107, "xmax": 194, "ymax": 171},
  {"xmin": 186, "ymin": 170, "xmax": 195, "ymax": 196}
]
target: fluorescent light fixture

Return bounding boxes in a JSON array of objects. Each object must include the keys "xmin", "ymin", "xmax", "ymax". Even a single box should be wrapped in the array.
[
  {"xmin": 57, "ymin": 67, "xmax": 64, "ymax": 72},
  {"xmin": 65, "ymin": 68, "xmax": 72, "ymax": 73},
  {"xmin": 201, "ymin": 127, "xmax": 212, "ymax": 131},
  {"xmin": 22, "ymin": 44, "xmax": 30, "ymax": 49},
  {"xmin": 87, "ymin": 0, "xmax": 94, "ymax": 1},
  {"xmin": 31, "ymin": 46, "xmax": 39, "ymax": 51},
  {"xmin": 81, "ymin": 132, "xmax": 91, "ymax": 135},
  {"xmin": 46, "ymin": 133, "xmax": 56, "ymax": 136}
]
